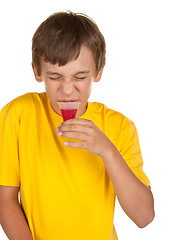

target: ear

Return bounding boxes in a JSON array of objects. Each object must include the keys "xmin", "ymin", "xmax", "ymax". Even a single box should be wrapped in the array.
[
  {"xmin": 32, "ymin": 62, "xmax": 43, "ymax": 82},
  {"xmin": 93, "ymin": 66, "xmax": 104, "ymax": 83}
]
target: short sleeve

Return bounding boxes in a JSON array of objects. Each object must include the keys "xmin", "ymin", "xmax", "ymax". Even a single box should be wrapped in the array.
[
  {"xmin": 119, "ymin": 118, "xmax": 150, "ymax": 187},
  {"xmin": 0, "ymin": 105, "xmax": 20, "ymax": 186}
]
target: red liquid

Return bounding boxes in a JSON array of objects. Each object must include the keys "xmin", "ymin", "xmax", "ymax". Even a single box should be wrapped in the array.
[{"xmin": 61, "ymin": 109, "xmax": 78, "ymax": 121}]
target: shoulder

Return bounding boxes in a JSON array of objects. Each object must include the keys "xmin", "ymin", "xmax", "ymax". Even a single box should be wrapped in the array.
[
  {"xmin": 0, "ymin": 92, "xmax": 45, "ymax": 118},
  {"xmin": 92, "ymin": 102, "xmax": 133, "ymax": 126},
  {"xmin": 91, "ymin": 102, "xmax": 137, "ymax": 147}
]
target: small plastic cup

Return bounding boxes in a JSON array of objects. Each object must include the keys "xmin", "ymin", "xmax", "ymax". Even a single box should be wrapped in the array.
[{"xmin": 57, "ymin": 102, "xmax": 80, "ymax": 121}]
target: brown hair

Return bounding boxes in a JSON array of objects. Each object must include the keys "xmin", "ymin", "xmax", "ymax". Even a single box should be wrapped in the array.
[{"xmin": 32, "ymin": 11, "xmax": 106, "ymax": 76}]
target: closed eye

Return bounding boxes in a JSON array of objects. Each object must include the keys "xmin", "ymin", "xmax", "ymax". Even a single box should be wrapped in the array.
[
  {"xmin": 46, "ymin": 71, "xmax": 62, "ymax": 80},
  {"xmin": 75, "ymin": 76, "xmax": 87, "ymax": 80},
  {"xmin": 49, "ymin": 77, "xmax": 61, "ymax": 80}
]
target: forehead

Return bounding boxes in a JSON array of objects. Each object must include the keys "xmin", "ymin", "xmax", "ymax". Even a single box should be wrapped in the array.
[{"xmin": 41, "ymin": 46, "xmax": 96, "ymax": 74}]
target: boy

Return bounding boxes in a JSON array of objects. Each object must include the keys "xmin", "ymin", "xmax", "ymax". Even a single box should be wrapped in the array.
[{"xmin": 0, "ymin": 11, "xmax": 154, "ymax": 240}]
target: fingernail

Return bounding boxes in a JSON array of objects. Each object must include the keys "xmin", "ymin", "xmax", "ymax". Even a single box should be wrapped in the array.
[
  {"xmin": 64, "ymin": 141, "xmax": 69, "ymax": 146},
  {"xmin": 58, "ymin": 131, "xmax": 62, "ymax": 136}
]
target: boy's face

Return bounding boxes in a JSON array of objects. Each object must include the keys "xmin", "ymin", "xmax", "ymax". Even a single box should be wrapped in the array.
[{"xmin": 33, "ymin": 46, "xmax": 103, "ymax": 117}]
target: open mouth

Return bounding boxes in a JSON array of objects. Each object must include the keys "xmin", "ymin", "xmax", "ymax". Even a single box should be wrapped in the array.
[{"xmin": 57, "ymin": 101, "xmax": 80, "ymax": 121}]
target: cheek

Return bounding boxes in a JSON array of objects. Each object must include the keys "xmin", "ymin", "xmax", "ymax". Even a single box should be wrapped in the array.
[
  {"xmin": 84, "ymin": 81, "xmax": 93, "ymax": 96},
  {"xmin": 43, "ymin": 81, "xmax": 48, "ymax": 91},
  {"xmin": 77, "ymin": 80, "xmax": 93, "ymax": 94},
  {"xmin": 43, "ymin": 78, "xmax": 50, "ymax": 92},
  {"xmin": 44, "ymin": 80, "xmax": 59, "ymax": 93}
]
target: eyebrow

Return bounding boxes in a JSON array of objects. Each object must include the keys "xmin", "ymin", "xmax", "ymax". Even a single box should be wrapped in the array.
[
  {"xmin": 46, "ymin": 70, "xmax": 90, "ymax": 76},
  {"xmin": 46, "ymin": 71, "xmax": 62, "ymax": 75},
  {"xmin": 74, "ymin": 71, "xmax": 90, "ymax": 75}
]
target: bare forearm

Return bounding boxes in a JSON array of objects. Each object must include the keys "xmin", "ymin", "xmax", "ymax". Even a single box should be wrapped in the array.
[
  {"xmin": 101, "ymin": 145, "xmax": 155, "ymax": 228},
  {"xmin": 0, "ymin": 200, "xmax": 33, "ymax": 240}
]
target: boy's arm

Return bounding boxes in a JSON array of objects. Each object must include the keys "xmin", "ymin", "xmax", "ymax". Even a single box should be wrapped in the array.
[
  {"xmin": 99, "ymin": 146, "xmax": 155, "ymax": 228},
  {"xmin": 0, "ymin": 185, "xmax": 33, "ymax": 240},
  {"xmin": 57, "ymin": 118, "xmax": 155, "ymax": 228}
]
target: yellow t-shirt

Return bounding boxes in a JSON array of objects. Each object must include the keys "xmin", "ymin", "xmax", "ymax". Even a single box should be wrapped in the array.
[{"xmin": 0, "ymin": 92, "xmax": 150, "ymax": 240}]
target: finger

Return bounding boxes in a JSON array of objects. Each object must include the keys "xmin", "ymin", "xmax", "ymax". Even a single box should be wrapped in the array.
[
  {"xmin": 62, "ymin": 118, "xmax": 92, "ymax": 126},
  {"xmin": 58, "ymin": 131, "xmax": 89, "ymax": 141},
  {"xmin": 59, "ymin": 123, "xmax": 92, "ymax": 134},
  {"xmin": 64, "ymin": 140, "xmax": 87, "ymax": 149},
  {"xmin": 56, "ymin": 118, "xmax": 93, "ymax": 132}
]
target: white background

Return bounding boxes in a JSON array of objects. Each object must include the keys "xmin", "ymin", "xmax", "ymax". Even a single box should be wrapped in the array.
[{"xmin": 0, "ymin": 0, "xmax": 174, "ymax": 239}]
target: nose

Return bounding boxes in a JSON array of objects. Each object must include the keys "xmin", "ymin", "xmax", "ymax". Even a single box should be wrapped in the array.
[{"xmin": 61, "ymin": 80, "xmax": 74, "ymax": 95}]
